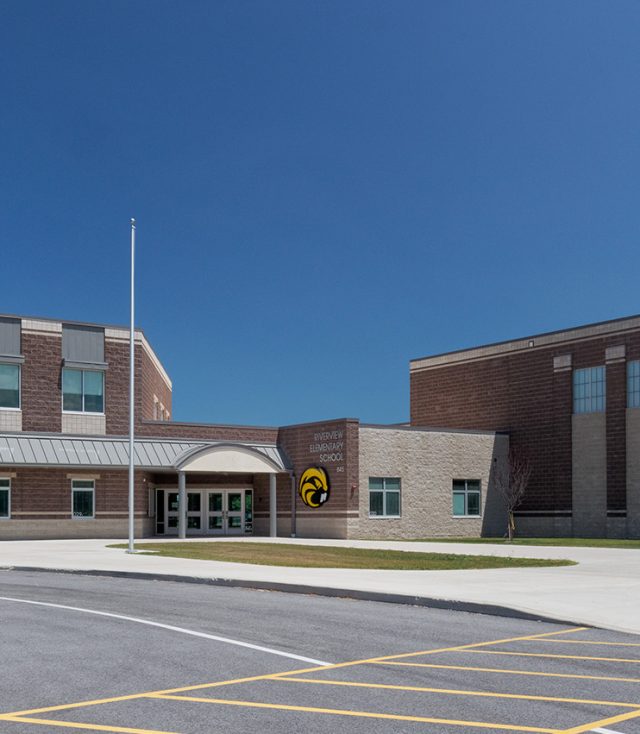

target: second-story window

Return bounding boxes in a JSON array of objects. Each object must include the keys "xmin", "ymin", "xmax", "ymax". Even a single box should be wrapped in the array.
[
  {"xmin": 573, "ymin": 366, "xmax": 605, "ymax": 414},
  {"xmin": 62, "ymin": 369, "xmax": 104, "ymax": 413},
  {"xmin": 0, "ymin": 364, "xmax": 20, "ymax": 409}
]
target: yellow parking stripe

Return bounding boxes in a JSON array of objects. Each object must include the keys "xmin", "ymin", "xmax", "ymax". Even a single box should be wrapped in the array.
[
  {"xmin": 376, "ymin": 661, "xmax": 640, "ymax": 684},
  {"xmin": 0, "ymin": 672, "xmax": 294, "ymax": 718},
  {"xmin": 273, "ymin": 675, "xmax": 640, "ymax": 708},
  {"xmin": 151, "ymin": 693, "xmax": 560, "ymax": 732},
  {"xmin": 1, "ymin": 716, "xmax": 177, "ymax": 734},
  {"xmin": 537, "ymin": 639, "xmax": 640, "ymax": 648},
  {"xmin": 370, "ymin": 626, "xmax": 588, "ymax": 665},
  {"xmin": 465, "ymin": 650, "xmax": 640, "ymax": 664},
  {"xmin": 561, "ymin": 707, "xmax": 640, "ymax": 734},
  {"xmin": 0, "ymin": 625, "xmax": 585, "ymax": 719}
]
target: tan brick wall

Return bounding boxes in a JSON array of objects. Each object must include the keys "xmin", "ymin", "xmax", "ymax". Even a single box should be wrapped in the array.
[{"xmin": 356, "ymin": 427, "xmax": 509, "ymax": 539}]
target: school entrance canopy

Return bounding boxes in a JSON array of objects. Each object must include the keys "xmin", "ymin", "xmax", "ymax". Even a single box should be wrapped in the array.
[{"xmin": 0, "ymin": 433, "xmax": 290, "ymax": 537}]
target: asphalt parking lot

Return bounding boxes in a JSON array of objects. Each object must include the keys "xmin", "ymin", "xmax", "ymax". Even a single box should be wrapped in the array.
[{"xmin": 1, "ymin": 570, "xmax": 639, "ymax": 734}]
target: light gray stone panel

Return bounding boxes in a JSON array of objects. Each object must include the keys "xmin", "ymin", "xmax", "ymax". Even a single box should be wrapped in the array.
[
  {"xmin": 0, "ymin": 410, "xmax": 22, "ymax": 432},
  {"xmin": 62, "ymin": 413, "xmax": 107, "ymax": 436},
  {"xmin": 626, "ymin": 410, "xmax": 640, "ymax": 539},
  {"xmin": 357, "ymin": 427, "xmax": 509, "ymax": 539},
  {"xmin": 572, "ymin": 413, "xmax": 606, "ymax": 537}
]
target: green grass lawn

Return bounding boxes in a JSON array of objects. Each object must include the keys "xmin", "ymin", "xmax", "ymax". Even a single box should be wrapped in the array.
[
  {"xmin": 110, "ymin": 542, "xmax": 575, "ymax": 570},
  {"xmin": 405, "ymin": 537, "xmax": 640, "ymax": 548}
]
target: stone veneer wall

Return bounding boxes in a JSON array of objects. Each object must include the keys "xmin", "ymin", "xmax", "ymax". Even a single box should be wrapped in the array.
[{"xmin": 356, "ymin": 426, "xmax": 508, "ymax": 539}]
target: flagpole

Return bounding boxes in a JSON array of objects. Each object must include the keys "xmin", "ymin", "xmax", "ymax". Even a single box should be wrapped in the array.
[{"xmin": 127, "ymin": 218, "xmax": 136, "ymax": 553}]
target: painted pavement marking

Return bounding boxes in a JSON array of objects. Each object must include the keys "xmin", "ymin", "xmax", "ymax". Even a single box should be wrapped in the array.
[
  {"xmin": 0, "ymin": 595, "xmax": 331, "ymax": 666},
  {"xmin": 1, "ymin": 623, "xmax": 611, "ymax": 734},
  {"xmin": 376, "ymin": 661, "xmax": 640, "ymax": 684},
  {"xmin": 537, "ymin": 640, "xmax": 640, "ymax": 648},
  {"xmin": 271, "ymin": 675, "xmax": 640, "ymax": 708},
  {"xmin": 150, "ymin": 693, "xmax": 561, "ymax": 732},
  {"xmin": 0, "ymin": 624, "xmax": 586, "ymax": 719},
  {"xmin": 560, "ymin": 708, "xmax": 640, "ymax": 734},
  {"xmin": 0, "ymin": 717, "xmax": 178, "ymax": 734},
  {"xmin": 463, "ymin": 650, "xmax": 640, "ymax": 665}
]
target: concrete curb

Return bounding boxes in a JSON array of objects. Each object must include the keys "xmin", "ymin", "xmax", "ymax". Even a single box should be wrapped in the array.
[{"xmin": 1, "ymin": 565, "xmax": 584, "ymax": 628}]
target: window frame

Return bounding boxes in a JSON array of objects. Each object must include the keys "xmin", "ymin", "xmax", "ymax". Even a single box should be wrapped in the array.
[
  {"xmin": 573, "ymin": 366, "xmax": 606, "ymax": 414},
  {"xmin": 368, "ymin": 477, "xmax": 401, "ymax": 518},
  {"xmin": 452, "ymin": 479, "xmax": 482, "ymax": 518},
  {"xmin": 628, "ymin": 361, "xmax": 640, "ymax": 409},
  {"xmin": 0, "ymin": 363, "xmax": 21, "ymax": 411},
  {"xmin": 71, "ymin": 479, "xmax": 95, "ymax": 520},
  {"xmin": 0, "ymin": 477, "xmax": 11, "ymax": 520},
  {"xmin": 62, "ymin": 368, "xmax": 105, "ymax": 415}
]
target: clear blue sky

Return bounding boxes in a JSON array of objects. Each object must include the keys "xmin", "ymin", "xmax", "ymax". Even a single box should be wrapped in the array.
[{"xmin": 2, "ymin": 1, "xmax": 639, "ymax": 426}]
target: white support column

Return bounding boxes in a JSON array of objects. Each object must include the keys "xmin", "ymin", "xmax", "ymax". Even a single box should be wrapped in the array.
[
  {"xmin": 178, "ymin": 471, "xmax": 186, "ymax": 539},
  {"xmin": 269, "ymin": 473, "xmax": 277, "ymax": 538}
]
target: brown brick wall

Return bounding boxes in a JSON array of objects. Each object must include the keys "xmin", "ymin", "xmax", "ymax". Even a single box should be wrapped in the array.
[
  {"xmin": 21, "ymin": 333, "xmax": 62, "ymax": 432},
  {"xmin": 411, "ymin": 331, "xmax": 640, "ymax": 514},
  {"xmin": 137, "ymin": 420, "xmax": 279, "ymax": 443},
  {"xmin": 104, "ymin": 339, "xmax": 172, "ymax": 434},
  {"xmin": 607, "ymin": 361, "xmax": 627, "ymax": 511},
  {"xmin": 278, "ymin": 418, "xmax": 359, "ymax": 517},
  {"xmin": 140, "ymin": 346, "xmax": 172, "ymax": 421},
  {"xmin": 104, "ymin": 339, "xmax": 129, "ymax": 434},
  {"xmin": 6, "ymin": 467, "xmax": 151, "ymax": 518}
]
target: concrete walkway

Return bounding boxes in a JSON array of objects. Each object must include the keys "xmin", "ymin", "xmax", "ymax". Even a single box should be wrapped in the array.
[{"xmin": 1, "ymin": 537, "xmax": 638, "ymax": 635}]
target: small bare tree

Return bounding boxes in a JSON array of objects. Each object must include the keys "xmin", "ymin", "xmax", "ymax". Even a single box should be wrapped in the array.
[{"xmin": 494, "ymin": 447, "xmax": 532, "ymax": 542}]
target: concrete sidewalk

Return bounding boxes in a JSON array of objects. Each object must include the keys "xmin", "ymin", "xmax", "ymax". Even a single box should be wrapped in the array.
[{"xmin": 1, "ymin": 537, "xmax": 638, "ymax": 635}]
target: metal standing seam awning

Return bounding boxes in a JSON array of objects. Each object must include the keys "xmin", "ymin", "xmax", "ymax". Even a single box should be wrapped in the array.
[{"xmin": 0, "ymin": 433, "xmax": 290, "ymax": 473}]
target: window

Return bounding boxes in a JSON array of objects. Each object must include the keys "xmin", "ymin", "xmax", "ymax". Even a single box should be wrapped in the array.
[
  {"xmin": 369, "ymin": 477, "xmax": 401, "ymax": 517},
  {"xmin": 0, "ymin": 478, "xmax": 10, "ymax": 519},
  {"xmin": 453, "ymin": 479, "xmax": 481, "ymax": 516},
  {"xmin": 72, "ymin": 479, "xmax": 94, "ymax": 519},
  {"xmin": 628, "ymin": 361, "xmax": 640, "ymax": 408},
  {"xmin": 573, "ymin": 366, "xmax": 605, "ymax": 414},
  {"xmin": 0, "ymin": 364, "xmax": 20, "ymax": 409},
  {"xmin": 63, "ymin": 369, "xmax": 104, "ymax": 413}
]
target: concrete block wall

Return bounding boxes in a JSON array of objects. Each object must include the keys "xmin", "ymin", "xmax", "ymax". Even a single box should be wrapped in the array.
[{"xmin": 356, "ymin": 426, "xmax": 509, "ymax": 539}]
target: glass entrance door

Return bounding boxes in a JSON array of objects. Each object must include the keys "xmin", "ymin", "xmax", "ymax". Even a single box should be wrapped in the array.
[
  {"xmin": 186, "ymin": 492, "xmax": 202, "ymax": 534},
  {"xmin": 206, "ymin": 490, "xmax": 250, "ymax": 535},
  {"xmin": 160, "ymin": 488, "xmax": 253, "ymax": 536},
  {"xmin": 207, "ymin": 491, "xmax": 224, "ymax": 534},
  {"xmin": 165, "ymin": 491, "xmax": 179, "ymax": 534},
  {"xmin": 163, "ymin": 491, "xmax": 202, "ymax": 534},
  {"xmin": 226, "ymin": 491, "xmax": 243, "ymax": 535}
]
